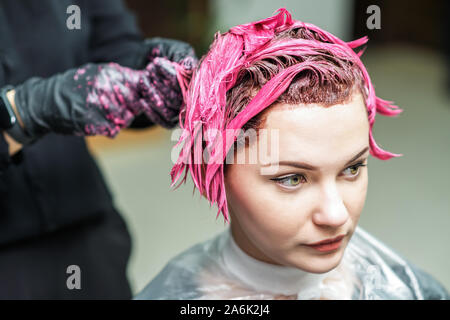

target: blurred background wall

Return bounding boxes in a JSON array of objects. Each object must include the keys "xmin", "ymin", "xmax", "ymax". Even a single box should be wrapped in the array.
[{"xmin": 86, "ymin": 0, "xmax": 450, "ymax": 295}]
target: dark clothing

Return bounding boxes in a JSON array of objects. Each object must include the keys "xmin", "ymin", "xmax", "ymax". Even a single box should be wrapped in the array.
[
  {"xmin": 0, "ymin": 207, "xmax": 132, "ymax": 299},
  {"xmin": 0, "ymin": 0, "xmax": 150, "ymax": 298}
]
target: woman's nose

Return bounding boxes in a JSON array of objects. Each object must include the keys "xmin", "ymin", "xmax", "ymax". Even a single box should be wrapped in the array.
[{"xmin": 312, "ymin": 184, "xmax": 349, "ymax": 228}]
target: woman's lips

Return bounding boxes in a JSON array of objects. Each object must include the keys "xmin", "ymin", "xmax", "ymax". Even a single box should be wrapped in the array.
[{"xmin": 305, "ymin": 234, "xmax": 346, "ymax": 252}]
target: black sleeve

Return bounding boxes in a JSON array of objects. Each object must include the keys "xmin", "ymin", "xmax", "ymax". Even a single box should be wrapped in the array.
[
  {"xmin": 86, "ymin": 0, "xmax": 155, "ymax": 130},
  {"xmin": 86, "ymin": 0, "xmax": 143, "ymax": 67},
  {"xmin": 0, "ymin": 132, "xmax": 11, "ymax": 175},
  {"xmin": 0, "ymin": 1, "xmax": 158, "ymax": 245}
]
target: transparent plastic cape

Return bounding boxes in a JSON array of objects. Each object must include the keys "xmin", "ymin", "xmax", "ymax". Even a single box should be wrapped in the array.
[{"xmin": 135, "ymin": 226, "xmax": 449, "ymax": 300}]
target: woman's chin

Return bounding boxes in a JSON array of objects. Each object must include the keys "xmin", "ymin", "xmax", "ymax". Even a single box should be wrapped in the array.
[{"xmin": 288, "ymin": 247, "xmax": 346, "ymax": 274}]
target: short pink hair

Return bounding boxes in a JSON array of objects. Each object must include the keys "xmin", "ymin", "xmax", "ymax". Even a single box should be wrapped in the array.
[{"xmin": 171, "ymin": 8, "xmax": 403, "ymax": 222}]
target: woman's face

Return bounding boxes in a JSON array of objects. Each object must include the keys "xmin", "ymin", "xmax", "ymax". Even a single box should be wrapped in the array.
[{"xmin": 224, "ymin": 92, "xmax": 370, "ymax": 273}]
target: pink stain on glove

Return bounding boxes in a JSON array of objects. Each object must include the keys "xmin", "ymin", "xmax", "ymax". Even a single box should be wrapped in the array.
[{"xmin": 74, "ymin": 54, "xmax": 196, "ymax": 137}]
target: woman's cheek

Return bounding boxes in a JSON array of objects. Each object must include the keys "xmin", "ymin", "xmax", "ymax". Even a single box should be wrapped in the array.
[
  {"xmin": 346, "ymin": 170, "xmax": 368, "ymax": 222},
  {"xmin": 233, "ymin": 180, "xmax": 300, "ymax": 239}
]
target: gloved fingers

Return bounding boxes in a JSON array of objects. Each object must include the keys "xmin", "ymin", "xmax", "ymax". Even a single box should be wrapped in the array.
[
  {"xmin": 144, "ymin": 37, "xmax": 198, "ymax": 64},
  {"xmin": 169, "ymin": 42, "xmax": 197, "ymax": 64},
  {"xmin": 145, "ymin": 56, "xmax": 177, "ymax": 78},
  {"xmin": 79, "ymin": 63, "xmax": 142, "ymax": 136},
  {"xmin": 143, "ymin": 57, "xmax": 183, "ymax": 110},
  {"xmin": 177, "ymin": 55, "xmax": 198, "ymax": 72},
  {"xmin": 139, "ymin": 96, "xmax": 178, "ymax": 129}
]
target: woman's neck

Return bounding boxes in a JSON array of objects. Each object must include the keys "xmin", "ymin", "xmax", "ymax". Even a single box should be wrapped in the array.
[
  {"xmin": 223, "ymin": 224, "xmax": 332, "ymax": 297},
  {"xmin": 229, "ymin": 220, "xmax": 284, "ymax": 266}
]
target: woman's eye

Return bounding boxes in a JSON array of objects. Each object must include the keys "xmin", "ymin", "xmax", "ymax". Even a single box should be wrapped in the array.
[
  {"xmin": 271, "ymin": 174, "xmax": 305, "ymax": 188},
  {"xmin": 343, "ymin": 162, "xmax": 366, "ymax": 177},
  {"xmin": 271, "ymin": 162, "xmax": 366, "ymax": 189}
]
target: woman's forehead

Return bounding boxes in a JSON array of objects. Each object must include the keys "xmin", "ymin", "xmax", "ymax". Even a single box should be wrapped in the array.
[
  {"xmin": 263, "ymin": 92, "xmax": 368, "ymax": 133},
  {"xmin": 253, "ymin": 93, "xmax": 369, "ymax": 164}
]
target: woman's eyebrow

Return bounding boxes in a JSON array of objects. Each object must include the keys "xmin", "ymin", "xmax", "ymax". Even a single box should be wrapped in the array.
[{"xmin": 275, "ymin": 146, "xmax": 370, "ymax": 171}]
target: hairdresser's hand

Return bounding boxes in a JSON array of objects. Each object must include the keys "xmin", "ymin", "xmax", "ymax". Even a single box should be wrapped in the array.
[
  {"xmin": 142, "ymin": 37, "xmax": 198, "ymax": 67},
  {"xmin": 138, "ymin": 37, "xmax": 198, "ymax": 127},
  {"xmin": 9, "ymin": 60, "xmax": 188, "ymax": 141}
]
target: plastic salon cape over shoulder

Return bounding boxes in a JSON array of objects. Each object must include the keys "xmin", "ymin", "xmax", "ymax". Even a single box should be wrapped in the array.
[{"xmin": 135, "ymin": 226, "xmax": 449, "ymax": 300}]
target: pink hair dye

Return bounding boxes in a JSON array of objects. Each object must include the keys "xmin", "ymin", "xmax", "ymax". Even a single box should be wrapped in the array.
[{"xmin": 170, "ymin": 8, "xmax": 403, "ymax": 223}]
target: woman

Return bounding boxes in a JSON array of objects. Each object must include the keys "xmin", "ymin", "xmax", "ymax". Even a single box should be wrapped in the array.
[{"xmin": 136, "ymin": 8, "xmax": 449, "ymax": 300}]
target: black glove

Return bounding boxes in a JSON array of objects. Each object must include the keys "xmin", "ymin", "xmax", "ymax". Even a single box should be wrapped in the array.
[
  {"xmin": 11, "ymin": 38, "xmax": 197, "ymax": 140},
  {"xmin": 138, "ymin": 37, "xmax": 198, "ymax": 69},
  {"xmin": 138, "ymin": 37, "xmax": 198, "ymax": 128}
]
